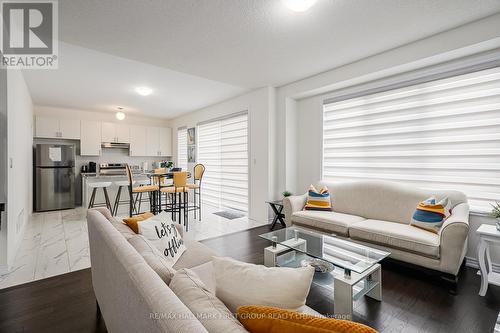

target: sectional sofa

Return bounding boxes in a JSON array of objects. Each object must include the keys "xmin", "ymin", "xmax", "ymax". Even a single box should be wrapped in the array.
[
  {"xmin": 283, "ymin": 180, "xmax": 469, "ymax": 278},
  {"xmin": 86, "ymin": 208, "xmax": 324, "ymax": 333}
]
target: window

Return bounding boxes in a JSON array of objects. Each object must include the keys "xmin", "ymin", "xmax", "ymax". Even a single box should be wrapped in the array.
[
  {"xmin": 198, "ymin": 112, "xmax": 248, "ymax": 212},
  {"xmin": 177, "ymin": 127, "xmax": 188, "ymax": 170},
  {"xmin": 322, "ymin": 66, "xmax": 500, "ymax": 212}
]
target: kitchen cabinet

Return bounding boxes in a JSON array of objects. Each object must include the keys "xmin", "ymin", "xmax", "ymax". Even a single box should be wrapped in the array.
[
  {"xmin": 80, "ymin": 120, "xmax": 101, "ymax": 156},
  {"xmin": 146, "ymin": 126, "xmax": 160, "ymax": 156},
  {"xmin": 159, "ymin": 127, "xmax": 172, "ymax": 156},
  {"xmin": 116, "ymin": 124, "xmax": 130, "ymax": 143},
  {"xmin": 59, "ymin": 119, "xmax": 81, "ymax": 139},
  {"xmin": 35, "ymin": 116, "xmax": 80, "ymax": 139},
  {"xmin": 129, "ymin": 125, "xmax": 147, "ymax": 156},
  {"xmin": 101, "ymin": 122, "xmax": 130, "ymax": 143},
  {"xmin": 146, "ymin": 126, "xmax": 172, "ymax": 157}
]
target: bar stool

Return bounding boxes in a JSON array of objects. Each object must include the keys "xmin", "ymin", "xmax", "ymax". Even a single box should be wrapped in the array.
[
  {"xmin": 187, "ymin": 164, "xmax": 205, "ymax": 221},
  {"xmin": 161, "ymin": 172, "xmax": 189, "ymax": 231},
  {"xmin": 133, "ymin": 178, "xmax": 155, "ymax": 214},
  {"xmin": 125, "ymin": 165, "xmax": 159, "ymax": 217},
  {"xmin": 88, "ymin": 182, "xmax": 113, "ymax": 211},
  {"xmin": 112, "ymin": 180, "xmax": 132, "ymax": 216}
]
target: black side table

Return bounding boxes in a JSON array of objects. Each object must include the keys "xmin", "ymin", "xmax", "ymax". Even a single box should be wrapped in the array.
[{"xmin": 267, "ymin": 200, "xmax": 286, "ymax": 230}]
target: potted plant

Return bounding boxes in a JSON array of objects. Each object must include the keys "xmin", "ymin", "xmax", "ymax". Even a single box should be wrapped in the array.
[
  {"xmin": 282, "ymin": 190, "xmax": 292, "ymax": 198},
  {"xmin": 491, "ymin": 202, "xmax": 500, "ymax": 231}
]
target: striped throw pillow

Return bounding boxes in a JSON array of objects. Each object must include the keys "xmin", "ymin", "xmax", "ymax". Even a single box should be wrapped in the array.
[
  {"xmin": 411, "ymin": 197, "xmax": 451, "ymax": 233},
  {"xmin": 304, "ymin": 185, "xmax": 332, "ymax": 211}
]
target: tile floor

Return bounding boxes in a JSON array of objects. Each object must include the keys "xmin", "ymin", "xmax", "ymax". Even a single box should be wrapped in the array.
[{"xmin": 0, "ymin": 205, "xmax": 268, "ymax": 289}]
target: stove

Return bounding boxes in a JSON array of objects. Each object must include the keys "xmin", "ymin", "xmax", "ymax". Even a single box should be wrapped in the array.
[{"xmin": 99, "ymin": 163, "xmax": 126, "ymax": 175}]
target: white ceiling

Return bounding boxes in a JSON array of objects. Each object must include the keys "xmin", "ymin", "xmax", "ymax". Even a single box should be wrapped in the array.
[
  {"xmin": 24, "ymin": 0, "xmax": 500, "ymax": 119},
  {"xmin": 23, "ymin": 42, "xmax": 246, "ymax": 118}
]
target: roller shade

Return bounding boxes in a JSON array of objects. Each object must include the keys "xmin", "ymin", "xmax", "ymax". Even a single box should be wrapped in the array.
[
  {"xmin": 177, "ymin": 127, "xmax": 187, "ymax": 170},
  {"xmin": 322, "ymin": 66, "xmax": 500, "ymax": 212},
  {"xmin": 198, "ymin": 113, "xmax": 248, "ymax": 212}
]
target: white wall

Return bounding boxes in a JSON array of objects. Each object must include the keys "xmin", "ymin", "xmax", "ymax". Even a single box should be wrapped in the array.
[
  {"xmin": 35, "ymin": 105, "xmax": 171, "ymax": 127},
  {"xmin": 275, "ymin": 13, "xmax": 500, "ymax": 198},
  {"xmin": 3, "ymin": 70, "xmax": 34, "ymax": 270},
  {"xmin": 274, "ymin": 13, "xmax": 500, "ymax": 268},
  {"xmin": 170, "ymin": 87, "xmax": 276, "ymax": 223}
]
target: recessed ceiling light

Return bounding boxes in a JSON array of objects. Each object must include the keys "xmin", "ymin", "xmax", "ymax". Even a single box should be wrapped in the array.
[
  {"xmin": 115, "ymin": 111, "xmax": 126, "ymax": 120},
  {"xmin": 135, "ymin": 86, "xmax": 153, "ymax": 96},
  {"xmin": 282, "ymin": 0, "xmax": 317, "ymax": 12}
]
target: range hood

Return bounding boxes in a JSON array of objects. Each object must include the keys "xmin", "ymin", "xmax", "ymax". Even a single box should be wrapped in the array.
[{"xmin": 101, "ymin": 142, "xmax": 130, "ymax": 149}]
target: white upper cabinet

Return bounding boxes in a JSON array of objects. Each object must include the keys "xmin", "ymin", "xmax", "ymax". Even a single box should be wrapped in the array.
[
  {"xmin": 35, "ymin": 116, "xmax": 59, "ymax": 138},
  {"xmin": 101, "ymin": 122, "xmax": 130, "ymax": 143},
  {"xmin": 80, "ymin": 120, "xmax": 102, "ymax": 156},
  {"xmin": 35, "ymin": 116, "xmax": 80, "ymax": 139},
  {"xmin": 116, "ymin": 124, "xmax": 130, "ymax": 143},
  {"xmin": 145, "ymin": 126, "xmax": 172, "ymax": 157},
  {"xmin": 129, "ymin": 125, "xmax": 147, "ymax": 156},
  {"xmin": 59, "ymin": 119, "xmax": 81, "ymax": 139},
  {"xmin": 159, "ymin": 127, "xmax": 172, "ymax": 156},
  {"xmin": 101, "ymin": 122, "xmax": 116, "ymax": 142},
  {"xmin": 146, "ymin": 126, "xmax": 160, "ymax": 156}
]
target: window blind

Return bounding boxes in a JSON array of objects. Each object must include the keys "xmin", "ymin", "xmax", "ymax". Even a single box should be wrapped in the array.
[
  {"xmin": 198, "ymin": 113, "xmax": 248, "ymax": 212},
  {"xmin": 322, "ymin": 66, "xmax": 500, "ymax": 212},
  {"xmin": 177, "ymin": 127, "xmax": 188, "ymax": 171}
]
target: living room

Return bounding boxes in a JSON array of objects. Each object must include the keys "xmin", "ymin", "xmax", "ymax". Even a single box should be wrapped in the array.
[{"xmin": 1, "ymin": 1, "xmax": 500, "ymax": 332}]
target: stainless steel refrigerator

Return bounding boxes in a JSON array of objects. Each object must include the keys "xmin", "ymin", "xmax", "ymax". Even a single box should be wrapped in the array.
[{"xmin": 34, "ymin": 144, "xmax": 76, "ymax": 212}]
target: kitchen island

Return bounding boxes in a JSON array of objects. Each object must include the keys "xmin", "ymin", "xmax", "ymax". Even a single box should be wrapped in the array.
[{"xmin": 81, "ymin": 173, "xmax": 151, "ymax": 215}]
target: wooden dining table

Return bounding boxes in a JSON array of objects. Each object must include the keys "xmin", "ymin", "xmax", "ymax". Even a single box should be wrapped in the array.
[{"xmin": 143, "ymin": 171, "xmax": 191, "ymax": 214}]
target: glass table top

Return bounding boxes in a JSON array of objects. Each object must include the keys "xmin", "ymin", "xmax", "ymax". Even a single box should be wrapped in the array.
[{"xmin": 259, "ymin": 227, "xmax": 390, "ymax": 274}]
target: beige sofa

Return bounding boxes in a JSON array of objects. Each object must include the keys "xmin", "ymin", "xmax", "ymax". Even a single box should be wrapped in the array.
[
  {"xmin": 283, "ymin": 180, "xmax": 469, "ymax": 277},
  {"xmin": 87, "ymin": 208, "xmax": 322, "ymax": 333}
]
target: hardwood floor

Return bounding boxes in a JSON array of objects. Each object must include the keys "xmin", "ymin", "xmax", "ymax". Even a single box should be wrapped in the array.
[{"xmin": 0, "ymin": 225, "xmax": 498, "ymax": 333}]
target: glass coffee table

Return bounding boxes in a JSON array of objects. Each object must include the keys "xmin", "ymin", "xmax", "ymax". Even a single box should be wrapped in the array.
[{"xmin": 260, "ymin": 227, "xmax": 390, "ymax": 320}]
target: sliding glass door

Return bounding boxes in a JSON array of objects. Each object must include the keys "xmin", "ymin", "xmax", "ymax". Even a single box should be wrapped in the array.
[
  {"xmin": 197, "ymin": 112, "xmax": 248, "ymax": 213},
  {"xmin": 177, "ymin": 127, "xmax": 188, "ymax": 170}
]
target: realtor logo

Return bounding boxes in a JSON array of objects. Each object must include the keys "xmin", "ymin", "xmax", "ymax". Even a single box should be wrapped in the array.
[{"xmin": 0, "ymin": 0, "xmax": 58, "ymax": 68}]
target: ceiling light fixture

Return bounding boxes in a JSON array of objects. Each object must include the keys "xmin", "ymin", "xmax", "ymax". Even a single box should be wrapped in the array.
[
  {"xmin": 115, "ymin": 111, "xmax": 126, "ymax": 120},
  {"xmin": 135, "ymin": 86, "xmax": 153, "ymax": 96},
  {"xmin": 282, "ymin": 0, "xmax": 317, "ymax": 12}
]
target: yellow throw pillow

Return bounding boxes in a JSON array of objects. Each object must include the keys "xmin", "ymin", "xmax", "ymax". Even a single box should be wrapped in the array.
[
  {"xmin": 122, "ymin": 212, "xmax": 154, "ymax": 233},
  {"xmin": 237, "ymin": 306, "xmax": 378, "ymax": 333}
]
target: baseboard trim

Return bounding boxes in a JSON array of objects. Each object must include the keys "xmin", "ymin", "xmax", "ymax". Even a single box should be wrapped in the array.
[{"xmin": 465, "ymin": 256, "xmax": 500, "ymax": 273}]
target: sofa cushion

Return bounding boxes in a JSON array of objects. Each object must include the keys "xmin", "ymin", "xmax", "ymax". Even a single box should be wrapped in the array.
[
  {"xmin": 349, "ymin": 219, "xmax": 440, "ymax": 258},
  {"xmin": 190, "ymin": 261, "xmax": 216, "ymax": 293},
  {"xmin": 128, "ymin": 235, "xmax": 177, "ymax": 284},
  {"xmin": 170, "ymin": 269, "xmax": 248, "ymax": 333},
  {"xmin": 213, "ymin": 257, "xmax": 314, "ymax": 314},
  {"xmin": 173, "ymin": 240, "xmax": 216, "ymax": 270},
  {"xmin": 238, "ymin": 306, "xmax": 377, "ymax": 333},
  {"xmin": 291, "ymin": 210, "xmax": 365, "ymax": 236},
  {"xmin": 123, "ymin": 212, "xmax": 154, "ymax": 233},
  {"xmin": 304, "ymin": 185, "xmax": 332, "ymax": 211},
  {"xmin": 138, "ymin": 212, "xmax": 187, "ymax": 265},
  {"xmin": 110, "ymin": 216, "xmax": 137, "ymax": 239},
  {"xmin": 410, "ymin": 197, "xmax": 451, "ymax": 234}
]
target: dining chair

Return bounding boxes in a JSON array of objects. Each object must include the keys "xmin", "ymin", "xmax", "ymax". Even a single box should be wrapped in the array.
[
  {"xmin": 187, "ymin": 163, "xmax": 205, "ymax": 221},
  {"xmin": 160, "ymin": 171, "xmax": 189, "ymax": 231},
  {"xmin": 125, "ymin": 164, "xmax": 159, "ymax": 217}
]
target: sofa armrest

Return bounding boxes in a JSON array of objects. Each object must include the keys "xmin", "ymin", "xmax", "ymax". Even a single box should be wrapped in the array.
[
  {"xmin": 438, "ymin": 202, "xmax": 470, "ymax": 275},
  {"xmin": 283, "ymin": 193, "xmax": 307, "ymax": 226}
]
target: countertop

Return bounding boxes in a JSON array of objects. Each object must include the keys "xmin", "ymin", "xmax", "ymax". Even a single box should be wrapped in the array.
[{"xmin": 81, "ymin": 172, "xmax": 146, "ymax": 178}]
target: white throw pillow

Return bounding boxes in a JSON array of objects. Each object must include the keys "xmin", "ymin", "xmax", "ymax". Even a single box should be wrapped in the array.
[
  {"xmin": 212, "ymin": 257, "xmax": 315, "ymax": 313},
  {"xmin": 138, "ymin": 212, "xmax": 186, "ymax": 265}
]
